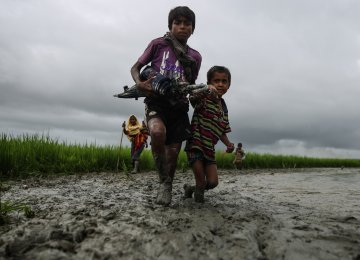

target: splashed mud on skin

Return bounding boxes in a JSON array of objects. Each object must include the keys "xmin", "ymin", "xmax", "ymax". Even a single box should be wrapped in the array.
[{"xmin": 1, "ymin": 168, "xmax": 360, "ymax": 259}]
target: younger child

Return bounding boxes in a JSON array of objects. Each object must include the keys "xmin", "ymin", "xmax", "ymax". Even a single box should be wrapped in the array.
[
  {"xmin": 233, "ymin": 142, "xmax": 246, "ymax": 170},
  {"xmin": 184, "ymin": 66, "xmax": 234, "ymax": 203}
]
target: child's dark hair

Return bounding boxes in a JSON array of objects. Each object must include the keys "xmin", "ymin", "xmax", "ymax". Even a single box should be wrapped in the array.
[
  {"xmin": 238, "ymin": 143, "xmax": 242, "ymax": 147},
  {"xmin": 207, "ymin": 66, "xmax": 231, "ymax": 85},
  {"xmin": 168, "ymin": 6, "xmax": 196, "ymax": 33}
]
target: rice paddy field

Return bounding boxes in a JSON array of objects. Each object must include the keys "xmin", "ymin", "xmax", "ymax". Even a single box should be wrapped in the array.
[
  {"xmin": 1, "ymin": 133, "xmax": 360, "ymax": 179},
  {"xmin": 1, "ymin": 133, "xmax": 360, "ymax": 259}
]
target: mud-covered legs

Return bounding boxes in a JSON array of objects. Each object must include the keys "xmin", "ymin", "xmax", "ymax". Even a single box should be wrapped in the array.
[
  {"xmin": 184, "ymin": 161, "xmax": 218, "ymax": 203},
  {"xmin": 148, "ymin": 117, "xmax": 182, "ymax": 206}
]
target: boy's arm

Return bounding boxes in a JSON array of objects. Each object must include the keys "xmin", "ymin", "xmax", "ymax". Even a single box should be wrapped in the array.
[
  {"xmin": 220, "ymin": 134, "xmax": 234, "ymax": 153},
  {"xmin": 130, "ymin": 61, "xmax": 154, "ymax": 95},
  {"xmin": 189, "ymin": 94, "xmax": 201, "ymax": 107},
  {"xmin": 130, "ymin": 61, "xmax": 143, "ymax": 85},
  {"xmin": 189, "ymin": 85, "xmax": 218, "ymax": 107}
]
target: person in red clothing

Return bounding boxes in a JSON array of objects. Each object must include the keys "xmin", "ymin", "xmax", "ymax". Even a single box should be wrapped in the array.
[{"xmin": 122, "ymin": 115, "xmax": 148, "ymax": 174}]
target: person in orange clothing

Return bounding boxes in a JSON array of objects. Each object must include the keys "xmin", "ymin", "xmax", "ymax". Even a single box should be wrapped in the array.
[{"xmin": 122, "ymin": 115, "xmax": 148, "ymax": 173}]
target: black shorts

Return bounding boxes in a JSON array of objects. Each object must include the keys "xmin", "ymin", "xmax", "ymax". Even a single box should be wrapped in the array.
[{"xmin": 145, "ymin": 102, "xmax": 191, "ymax": 145}]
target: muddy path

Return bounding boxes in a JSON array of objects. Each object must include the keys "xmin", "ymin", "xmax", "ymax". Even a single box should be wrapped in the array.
[{"xmin": 1, "ymin": 168, "xmax": 360, "ymax": 260}]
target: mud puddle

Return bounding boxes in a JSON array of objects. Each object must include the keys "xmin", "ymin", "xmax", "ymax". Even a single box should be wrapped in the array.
[{"xmin": 1, "ymin": 168, "xmax": 359, "ymax": 259}]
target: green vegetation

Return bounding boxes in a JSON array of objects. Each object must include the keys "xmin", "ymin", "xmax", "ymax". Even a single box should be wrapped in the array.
[
  {"xmin": 0, "ymin": 200, "xmax": 35, "ymax": 225},
  {"xmin": 1, "ymin": 133, "xmax": 359, "ymax": 224},
  {"xmin": 0, "ymin": 133, "xmax": 158, "ymax": 179},
  {"xmin": 1, "ymin": 133, "xmax": 360, "ymax": 179}
]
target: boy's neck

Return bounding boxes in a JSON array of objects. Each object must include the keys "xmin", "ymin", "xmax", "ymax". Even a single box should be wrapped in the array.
[
  {"xmin": 169, "ymin": 32, "xmax": 188, "ymax": 46},
  {"xmin": 177, "ymin": 39, "xmax": 187, "ymax": 46}
]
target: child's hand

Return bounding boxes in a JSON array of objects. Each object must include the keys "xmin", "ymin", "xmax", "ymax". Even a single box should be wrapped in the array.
[
  {"xmin": 207, "ymin": 84, "xmax": 219, "ymax": 100},
  {"xmin": 137, "ymin": 77, "xmax": 155, "ymax": 97},
  {"xmin": 122, "ymin": 121, "xmax": 126, "ymax": 128},
  {"xmin": 226, "ymin": 143, "xmax": 235, "ymax": 153},
  {"xmin": 208, "ymin": 84, "xmax": 217, "ymax": 92}
]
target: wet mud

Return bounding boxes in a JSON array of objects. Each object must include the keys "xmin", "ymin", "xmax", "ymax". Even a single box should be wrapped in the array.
[{"xmin": 1, "ymin": 168, "xmax": 360, "ymax": 260}]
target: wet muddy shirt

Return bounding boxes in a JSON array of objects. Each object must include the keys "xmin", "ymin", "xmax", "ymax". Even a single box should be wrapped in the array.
[
  {"xmin": 186, "ymin": 97, "xmax": 231, "ymax": 161},
  {"xmin": 138, "ymin": 37, "xmax": 201, "ymax": 82},
  {"xmin": 137, "ymin": 37, "xmax": 202, "ymax": 109}
]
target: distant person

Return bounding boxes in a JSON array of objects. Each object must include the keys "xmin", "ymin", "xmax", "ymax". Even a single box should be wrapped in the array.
[
  {"xmin": 233, "ymin": 142, "xmax": 246, "ymax": 170},
  {"xmin": 184, "ymin": 66, "xmax": 234, "ymax": 203},
  {"xmin": 130, "ymin": 6, "xmax": 202, "ymax": 205},
  {"xmin": 122, "ymin": 115, "xmax": 148, "ymax": 174}
]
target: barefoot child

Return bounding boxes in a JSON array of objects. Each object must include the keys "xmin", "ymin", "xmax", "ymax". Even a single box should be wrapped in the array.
[
  {"xmin": 130, "ymin": 6, "xmax": 202, "ymax": 205},
  {"xmin": 184, "ymin": 66, "xmax": 235, "ymax": 203}
]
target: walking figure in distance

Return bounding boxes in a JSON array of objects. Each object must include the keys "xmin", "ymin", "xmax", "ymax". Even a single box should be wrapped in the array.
[
  {"xmin": 130, "ymin": 6, "xmax": 202, "ymax": 205},
  {"xmin": 233, "ymin": 142, "xmax": 246, "ymax": 170},
  {"xmin": 184, "ymin": 66, "xmax": 235, "ymax": 203},
  {"xmin": 122, "ymin": 115, "xmax": 148, "ymax": 174}
]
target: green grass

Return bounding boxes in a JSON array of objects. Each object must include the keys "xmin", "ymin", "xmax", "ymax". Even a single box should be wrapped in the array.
[
  {"xmin": 0, "ymin": 200, "xmax": 35, "ymax": 225},
  {"xmin": 1, "ymin": 133, "xmax": 358, "ymax": 225},
  {"xmin": 241, "ymin": 152, "xmax": 360, "ymax": 169},
  {"xmin": 1, "ymin": 133, "xmax": 360, "ymax": 179}
]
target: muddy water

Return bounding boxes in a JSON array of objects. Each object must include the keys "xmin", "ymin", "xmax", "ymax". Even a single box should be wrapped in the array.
[{"xmin": 1, "ymin": 168, "xmax": 359, "ymax": 260}]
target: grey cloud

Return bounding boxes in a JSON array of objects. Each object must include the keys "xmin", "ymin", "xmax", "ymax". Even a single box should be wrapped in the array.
[{"xmin": 1, "ymin": 0, "xmax": 360, "ymax": 158}]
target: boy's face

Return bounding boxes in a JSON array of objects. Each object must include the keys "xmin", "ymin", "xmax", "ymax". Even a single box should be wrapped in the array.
[
  {"xmin": 171, "ymin": 16, "xmax": 193, "ymax": 44},
  {"xmin": 209, "ymin": 72, "xmax": 230, "ymax": 97}
]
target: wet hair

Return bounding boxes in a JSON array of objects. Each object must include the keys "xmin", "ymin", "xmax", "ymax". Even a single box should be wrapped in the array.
[
  {"xmin": 238, "ymin": 143, "xmax": 242, "ymax": 147},
  {"xmin": 207, "ymin": 66, "xmax": 231, "ymax": 85},
  {"xmin": 168, "ymin": 6, "xmax": 196, "ymax": 33}
]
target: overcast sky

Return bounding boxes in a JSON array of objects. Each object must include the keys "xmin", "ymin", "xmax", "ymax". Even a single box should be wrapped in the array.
[{"xmin": 1, "ymin": 0, "xmax": 360, "ymax": 158}]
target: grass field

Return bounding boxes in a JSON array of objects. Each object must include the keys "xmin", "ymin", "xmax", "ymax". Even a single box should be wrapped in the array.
[{"xmin": 1, "ymin": 133, "xmax": 360, "ymax": 179}]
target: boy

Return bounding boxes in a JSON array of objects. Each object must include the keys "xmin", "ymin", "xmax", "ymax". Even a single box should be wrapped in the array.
[
  {"xmin": 130, "ymin": 6, "xmax": 202, "ymax": 206},
  {"xmin": 184, "ymin": 66, "xmax": 234, "ymax": 203}
]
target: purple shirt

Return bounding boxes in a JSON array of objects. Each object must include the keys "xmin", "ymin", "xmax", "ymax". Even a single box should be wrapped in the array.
[{"xmin": 138, "ymin": 37, "xmax": 202, "ymax": 82}]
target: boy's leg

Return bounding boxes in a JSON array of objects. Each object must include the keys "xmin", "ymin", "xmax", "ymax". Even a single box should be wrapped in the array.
[
  {"xmin": 147, "ymin": 117, "xmax": 173, "ymax": 206},
  {"xmin": 193, "ymin": 160, "xmax": 206, "ymax": 188},
  {"xmin": 183, "ymin": 184, "xmax": 195, "ymax": 198},
  {"xmin": 204, "ymin": 164, "xmax": 219, "ymax": 190},
  {"xmin": 165, "ymin": 143, "xmax": 182, "ymax": 180},
  {"xmin": 183, "ymin": 159, "xmax": 203, "ymax": 199},
  {"xmin": 153, "ymin": 153, "xmax": 172, "ymax": 205},
  {"xmin": 153, "ymin": 143, "xmax": 181, "ymax": 204},
  {"xmin": 192, "ymin": 164, "xmax": 218, "ymax": 203},
  {"xmin": 192, "ymin": 160, "xmax": 206, "ymax": 203}
]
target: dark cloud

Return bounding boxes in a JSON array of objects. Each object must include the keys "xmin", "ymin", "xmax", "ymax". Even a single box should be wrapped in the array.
[{"xmin": 1, "ymin": 0, "xmax": 360, "ymax": 158}]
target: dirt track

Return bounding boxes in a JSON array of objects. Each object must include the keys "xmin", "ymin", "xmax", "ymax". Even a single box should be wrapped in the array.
[{"xmin": 1, "ymin": 168, "xmax": 360, "ymax": 260}]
